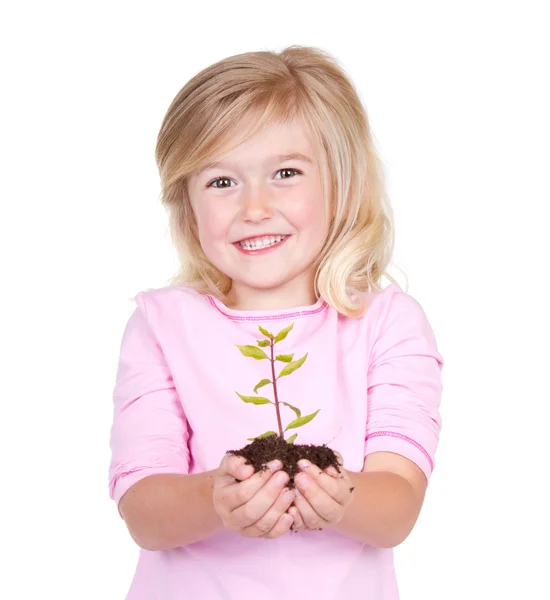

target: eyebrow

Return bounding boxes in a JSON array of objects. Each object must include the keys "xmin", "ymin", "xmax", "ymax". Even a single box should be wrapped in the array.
[{"xmin": 194, "ymin": 152, "xmax": 314, "ymax": 177}]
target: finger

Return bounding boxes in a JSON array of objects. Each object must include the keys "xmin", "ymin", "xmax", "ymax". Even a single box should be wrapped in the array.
[
  {"xmin": 216, "ymin": 455, "xmax": 254, "ymax": 489},
  {"xmin": 222, "ymin": 460, "xmax": 283, "ymax": 496},
  {"xmin": 262, "ymin": 512, "xmax": 294, "ymax": 539},
  {"xmin": 324, "ymin": 465, "xmax": 341, "ymax": 478},
  {"xmin": 231, "ymin": 461, "xmax": 284, "ymax": 506},
  {"xmin": 242, "ymin": 485, "xmax": 295, "ymax": 537},
  {"xmin": 297, "ymin": 460, "xmax": 350, "ymax": 505},
  {"xmin": 216, "ymin": 459, "xmax": 284, "ymax": 515},
  {"xmin": 293, "ymin": 491, "xmax": 329, "ymax": 530},
  {"xmin": 220, "ymin": 454, "xmax": 255, "ymax": 481},
  {"xmin": 288, "ymin": 505, "xmax": 307, "ymax": 531},
  {"xmin": 294, "ymin": 471, "xmax": 343, "ymax": 522},
  {"xmin": 232, "ymin": 469, "xmax": 290, "ymax": 527}
]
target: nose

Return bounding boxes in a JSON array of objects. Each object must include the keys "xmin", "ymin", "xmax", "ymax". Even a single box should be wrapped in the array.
[{"xmin": 240, "ymin": 186, "xmax": 274, "ymax": 223}]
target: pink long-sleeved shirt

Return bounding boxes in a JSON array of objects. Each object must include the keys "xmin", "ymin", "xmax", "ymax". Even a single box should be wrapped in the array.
[{"xmin": 108, "ymin": 282, "xmax": 443, "ymax": 600}]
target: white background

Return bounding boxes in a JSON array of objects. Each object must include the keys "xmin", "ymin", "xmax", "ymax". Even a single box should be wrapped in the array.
[{"xmin": 1, "ymin": 1, "xmax": 549, "ymax": 598}]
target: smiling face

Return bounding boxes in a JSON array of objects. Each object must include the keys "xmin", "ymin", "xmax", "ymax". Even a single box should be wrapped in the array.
[{"xmin": 187, "ymin": 116, "xmax": 329, "ymax": 310}]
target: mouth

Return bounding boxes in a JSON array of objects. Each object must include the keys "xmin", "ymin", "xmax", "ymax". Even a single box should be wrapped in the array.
[{"xmin": 234, "ymin": 234, "xmax": 289, "ymax": 253}]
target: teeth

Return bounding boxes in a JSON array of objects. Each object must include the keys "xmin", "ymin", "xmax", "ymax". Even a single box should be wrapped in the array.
[{"xmin": 238, "ymin": 235, "xmax": 286, "ymax": 250}]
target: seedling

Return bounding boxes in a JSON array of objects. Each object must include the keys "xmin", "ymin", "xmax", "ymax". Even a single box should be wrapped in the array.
[
  {"xmin": 229, "ymin": 322, "xmax": 340, "ymax": 490},
  {"xmin": 235, "ymin": 323, "xmax": 320, "ymax": 445}
]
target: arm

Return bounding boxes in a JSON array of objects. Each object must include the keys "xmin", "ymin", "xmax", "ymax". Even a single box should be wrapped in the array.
[
  {"xmin": 289, "ymin": 287, "xmax": 442, "ymax": 546},
  {"xmin": 330, "ymin": 452, "xmax": 427, "ymax": 547},
  {"xmin": 289, "ymin": 451, "xmax": 427, "ymax": 548},
  {"xmin": 342, "ymin": 288, "xmax": 442, "ymax": 546},
  {"xmin": 120, "ymin": 455, "xmax": 296, "ymax": 551},
  {"xmin": 118, "ymin": 471, "xmax": 222, "ymax": 551},
  {"xmin": 109, "ymin": 298, "xmax": 225, "ymax": 551},
  {"xmin": 109, "ymin": 296, "xmax": 295, "ymax": 551},
  {"xmin": 109, "ymin": 295, "xmax": 195, "ymax": 548}
]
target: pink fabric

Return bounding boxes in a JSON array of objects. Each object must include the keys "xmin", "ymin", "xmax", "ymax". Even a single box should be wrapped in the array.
[{"xmin": 108, "ymin": 282, "xmax": 443, "ymax": 599}]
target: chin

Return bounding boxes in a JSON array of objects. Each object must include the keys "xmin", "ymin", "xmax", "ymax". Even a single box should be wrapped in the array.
[{"xmin": 234, "ymin": 275, "xmax": 298, "ymax": 292}]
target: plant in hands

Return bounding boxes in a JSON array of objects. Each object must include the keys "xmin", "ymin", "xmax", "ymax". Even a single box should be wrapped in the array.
[
  {"xmin": 224, "ymin": 323, "xmax": 355, "ymax": 535},
  {"xmin": 228, "ymin": 323, "xmax": 341, "ymax": 490}
]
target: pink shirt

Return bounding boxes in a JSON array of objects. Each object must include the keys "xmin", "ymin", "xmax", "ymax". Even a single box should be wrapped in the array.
[{"xmin": 108, "ymin": 282, "xmax": 443, "ymax": 600}]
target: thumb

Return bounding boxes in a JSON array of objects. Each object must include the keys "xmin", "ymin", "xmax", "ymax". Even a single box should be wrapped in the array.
[{"xmin": 220, "ymin": 453, "xmax": 254, "ymax": 481}]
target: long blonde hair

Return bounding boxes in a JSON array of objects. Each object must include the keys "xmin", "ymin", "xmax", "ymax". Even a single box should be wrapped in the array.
[{"xmin": 155, "ymin": 45, "xmax": 404, "ymax": 317}]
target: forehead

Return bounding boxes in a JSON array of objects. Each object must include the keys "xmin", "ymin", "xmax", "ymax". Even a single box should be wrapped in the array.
[{"xmin": 191, "ymin": 117, "xmax": 317, "ymax": 178}]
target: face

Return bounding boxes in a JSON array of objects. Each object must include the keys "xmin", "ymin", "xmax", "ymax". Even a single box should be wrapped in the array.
[{"xmin": 187, "ymin": 116, "xmax": 329, "ymax": 309}]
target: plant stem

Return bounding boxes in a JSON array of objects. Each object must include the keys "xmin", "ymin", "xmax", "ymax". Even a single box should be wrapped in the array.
[{"xmin": 270, "ymin": 338, "xmax": 284, "ymax": 437}]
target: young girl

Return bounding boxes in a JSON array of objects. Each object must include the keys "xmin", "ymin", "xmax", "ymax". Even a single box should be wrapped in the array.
[{"xmin": 108, "ymin": 45, "xmax": 444, "ymax": 600}]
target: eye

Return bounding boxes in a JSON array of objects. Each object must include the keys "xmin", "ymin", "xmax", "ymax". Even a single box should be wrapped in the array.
[
  {"xmin": 274, "ymin": 168, "xmax": 301, "ymax": 180},
  {"xmin": 206, "ymin": 177, "xmax": 234, "ymax": 189},
  {"xmin": 205, "ymin": 168, "xmax": 301, "ymax": 189}
]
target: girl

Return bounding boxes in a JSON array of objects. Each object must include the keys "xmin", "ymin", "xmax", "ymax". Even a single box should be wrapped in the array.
[{"xmin": 108, "ymin": 45, "xmax": 444, "ymax": 600}]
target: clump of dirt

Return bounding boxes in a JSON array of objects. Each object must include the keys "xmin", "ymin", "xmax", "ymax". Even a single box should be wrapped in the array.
[{"xmin": 228, "ymin": 434, "xmax": 341, "ymax": 487}]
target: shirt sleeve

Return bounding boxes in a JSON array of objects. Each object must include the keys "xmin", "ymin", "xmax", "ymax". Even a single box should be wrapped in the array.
[
  {"xmin": 365, "ymin": 287, "xmax": 443, "ymax": 484},
  {"xmin": 108, "ymin": 291, "xmax": 190, "ymax": 517}
]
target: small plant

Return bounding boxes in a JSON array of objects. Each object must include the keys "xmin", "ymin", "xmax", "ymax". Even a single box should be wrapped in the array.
[
  {"xmin": 235, "ymin": 323, "xmax": 320, "ymax": 444},
  {"xmin": 228, "ymin": 323, "xmax": 340, "ymax": 490}
]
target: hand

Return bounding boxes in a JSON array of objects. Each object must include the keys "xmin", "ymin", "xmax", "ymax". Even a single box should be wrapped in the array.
[
  {"xmin": 212, "ymin": 453, "xmax": 295, "ymax": 539},
  {"xmin": 289, "ymin": 451, "xmax": 354, "ymax": 531}
]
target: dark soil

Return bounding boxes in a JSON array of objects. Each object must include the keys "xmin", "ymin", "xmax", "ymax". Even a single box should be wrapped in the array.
[{"xmin": 228, "ymin": 434, "xmax": 341, "ymax": 488}]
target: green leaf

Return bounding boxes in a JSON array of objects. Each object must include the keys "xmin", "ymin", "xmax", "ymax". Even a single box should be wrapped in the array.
[
  {"xmin": 253, "ymin": 379, "xmax": 271, "ymax": 394},
  {"xmin": 282, "ymin": 402, "xmax": 301, "ymax": 419},
  {"xmin": 287, "ymin": 433, "xmax": 298, "ymax": 444},
  {"xmin": 236, "ymin": 345, "xmax": 268, "ymax": 360},
  {"xmin": 278, "ymin": 353, "xmax": 308, "ymax": 378},
  {"xmin": 258, "ymin": 326, "xmax": 273, "ymax": 338},
  {"xmin": 275, "ymin": 353, "xmax": 294, "ymax": 362},
  {"xmin": 284, "ymin": 409, "xmax": 321, "ymax": 431},
  {"xmin": 236, "ymin": 392, "xmax": 272, "ymax": 405},
  {"xmin": 248, "ymin": 431, "xmax": 277, "ymax": 441},
  {"xmin": 257, "ymin": 340, "xmax": 271, "ymax": 347},
  {"xmin": 274, "ymin": 323, "xmax": 294, "ymax": 343}
]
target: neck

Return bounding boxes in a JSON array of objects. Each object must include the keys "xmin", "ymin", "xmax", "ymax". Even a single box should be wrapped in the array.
[{"xmin": 226, "ymin": 274, "xmax": 318, "ymax": 311}]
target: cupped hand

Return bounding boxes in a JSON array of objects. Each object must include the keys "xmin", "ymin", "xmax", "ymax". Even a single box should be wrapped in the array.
[
  {"xmin": 212, "ymin": 453, "xmax": 295, "ymax": 539},
  {"xmin": 288, "ymin": 451, "xmax": 354, "ymax": 531}
]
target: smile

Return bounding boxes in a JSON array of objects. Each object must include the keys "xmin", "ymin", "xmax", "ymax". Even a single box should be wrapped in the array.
[{"xmin": 235, "ymin": 234, "xmax": 289, "ymax": 253}]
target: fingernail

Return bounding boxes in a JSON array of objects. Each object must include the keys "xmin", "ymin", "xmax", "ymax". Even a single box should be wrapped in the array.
[
  {"xmin": 326, "ymin": 466, "xmax": 338, "ymax": 476},
  {"xmin": 294, "ymin": 486, "xmax": 302, "ymax": 497},
  {"xmin": 298, "ymin": 460, "xmax": 311, "ymax": 470},
  {"xmin": 267, "ymin": 460, "xmax": 283, "ymax": 472}
]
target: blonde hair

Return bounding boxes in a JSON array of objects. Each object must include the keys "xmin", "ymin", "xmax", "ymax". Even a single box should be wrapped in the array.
[{"xmin": 155, "ymin": 45, "xmax": 405, "ymax": 317}]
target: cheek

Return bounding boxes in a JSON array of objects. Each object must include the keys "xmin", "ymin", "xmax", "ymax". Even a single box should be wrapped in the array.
[
  {"xmin": 288, "ymin": 191, "xmax": 328, "ymax": 240},
  {"xmin": 195, "ymin": 203, "xmax": 232, "ymax": 247}
]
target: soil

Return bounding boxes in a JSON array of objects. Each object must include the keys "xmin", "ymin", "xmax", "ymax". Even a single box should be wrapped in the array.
[{"xmin": 228, "ymin": 434, "xmax": 341, "ymax": 488}]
